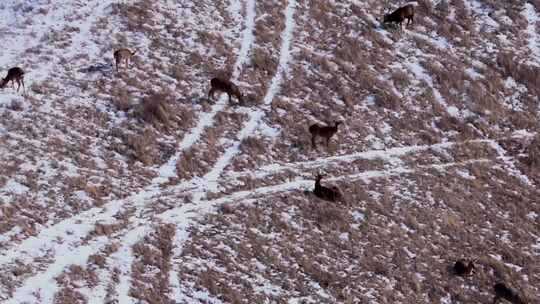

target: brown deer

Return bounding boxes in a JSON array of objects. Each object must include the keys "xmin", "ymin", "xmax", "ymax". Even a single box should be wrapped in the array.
[
  {"xmin": 208, "ymin": 77, "xmax": 244, "ymax": 104},
  {"xmin": 309, "ymin": 121, "xmax": 342, "ymax": 149},
  {"xmin": 493, "ymin": 283, "xmax": 528, "ymax": 304},
  {"xmin": 113, "ymin": 48, "xmax": 136, "ymax": 72},
  {"xmin": 453, "ymin": 259, "xmax": 476, "ymax": 276},
  {"xmin": 313, "ymin": 174, "xmax": 342, "ymax": 202},
  {"xmin": 383, "ymin": 4, "xmax": 415, "ymax": 30},
  {"xmin": 0, "ymin": 67, "xmax": 25, "ymax": 92}
]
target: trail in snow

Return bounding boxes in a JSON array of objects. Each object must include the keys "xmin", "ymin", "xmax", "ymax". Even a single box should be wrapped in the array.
[
  {"xmin": 0, "ymin": 130, "xmax": 526, "ymax": 302},
  {"xmin": 154, "ymin": 0, "xmax": 256, "ymax": 184},
  {"xmin": 196, "ymin": 159, "xmax": 491, "ymax": 209},
  {"xmin": 165, "ymin": 0, "xmax": 297, "ymax": 298},
  {"xmin": 522, "ymin": 3, "xmax": 540, "ymax": 67},
  {"xmin": 404, "ymin": 56, "xmax": 464, "ymax": 119},
  {"xmin": 224, "ymin": 140, "xmax": 477, "ymax": 179},
  {"xmin": 223, "ymin": 135, "xmax": 535, "ymax": 187},
  {"xmin": 0, "ymin": 0, "xmax": 257, "ymax": 302}
]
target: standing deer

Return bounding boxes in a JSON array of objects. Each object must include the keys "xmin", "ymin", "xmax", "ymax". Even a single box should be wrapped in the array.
[
  {"xmin": 313, "ymin": 174, "xmax": 342, "ymax": 202},
  {"xmin": 113, "ymin": 48, "xmax": 136, "ymax": 72},
  {"xmin": 208, "ymin": 77, "xmax": 244, "ymax": 104},
  {"xmin": 382, "ymin": 4, "xmax": 415, "ymax": 30},
  {"xmin": 453, "ymin": 259, "xmax": 476, "ymax": 276},
  {"xmin": 309, "ymin": 121, "xmax": 342, "ymax": 149},
  {"xmin": 0, "ymin": 67, "xmax": 25, "ymax": 93},
  {"xmin": 493, "ymin": 283, "xmax": 528, "ymax": 304}
]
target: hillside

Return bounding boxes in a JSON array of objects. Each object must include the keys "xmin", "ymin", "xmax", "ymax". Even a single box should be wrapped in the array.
[{"xmin": 0, "ymin": 0, "xmax": 539, "ymax": 303}]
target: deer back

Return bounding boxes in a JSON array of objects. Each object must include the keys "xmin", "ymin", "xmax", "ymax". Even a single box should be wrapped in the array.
[
  {"xmin": 211, "ymin": 78, "xmax": 233, "ymax": 92},
  {"xmin": 385, "ymin": 4, "xmax": 414, "ymax": 22},
  {"xmin": 318, "ymin": 122, "xmax": 341, "ymax": 138},
  {"xmin": 309, "ymin": 124, "xmax": 320, "ymax": 135},
  {"xmin": 313, "ymin": 175, "xmax": 341, "ymax": 202},
  {"xmin": 453, "ymin": 260, "xmax": 474, "ymax": 275},
  {"xmin": 494, "ymin": 284, "xmax": 527, "ymax": 304},
  {"xmin": 114, "ymin": 48, "xmax": 133, "ymax": 60},
  {"xmin": 1, "ymin": 67, "xmax": 24, "ymax": 88},
  {"xmin": 7, "ymin": 67, "xmax": 24, "ymax": 79}
]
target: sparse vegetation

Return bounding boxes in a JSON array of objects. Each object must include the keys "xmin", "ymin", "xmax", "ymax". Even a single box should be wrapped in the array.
[{"xmin": 1, "ymin": 0, "xmax": 539, "ymax": 303}]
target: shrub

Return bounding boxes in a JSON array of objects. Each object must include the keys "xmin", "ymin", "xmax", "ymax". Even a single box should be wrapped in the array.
[
  {"xmin": 134, "ymin": 93, "xmax": 171, "ymax": 130},
  {"xmin": 527, "ymin": 135, "xmax": 540, "ymax": 168}
]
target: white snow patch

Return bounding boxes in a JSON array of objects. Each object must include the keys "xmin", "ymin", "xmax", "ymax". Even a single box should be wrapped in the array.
[{"xmin": 522, "ymin": 3, "xmax": 540, "ymax": 66}]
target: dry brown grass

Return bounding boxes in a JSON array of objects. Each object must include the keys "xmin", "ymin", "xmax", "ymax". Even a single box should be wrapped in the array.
[
  {"xmin": 134, "ymin": 93, "xmax": 172, "ymax": 131},
  {"xmin": 527, "ymin": 135, "xmax": 540, "ymax": 168},
  {"xmin": 130, "ymin": 224, "xmax": 175, "ymax": 304},
  {"xmin": 176, "ymin": 147, "xmax": 200, "ymax": 180},
  {"xmin": 125, "ymin": 128, "xmax": 159, "ymax": 165},
  {"xmin": 175, "ymin": 156, "xmax": 539, "ymax": 302}
]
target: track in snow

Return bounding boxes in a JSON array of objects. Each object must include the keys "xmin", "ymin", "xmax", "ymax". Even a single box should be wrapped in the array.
[
  {"xmin": 1, "ymin": 0, "xmax": 538, "ymax": 302},
  {"xmin": 0, "ymin": 0, "xmax": 257, "ymax": 302}
]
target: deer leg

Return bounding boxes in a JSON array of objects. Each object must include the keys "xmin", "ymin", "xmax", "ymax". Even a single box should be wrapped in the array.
[
  {"xmin": 16, "ymin": 79, "xmax": 20, "ymax": 92},
  {"xmin": 311, "ymin": 135, "xmax": 317, "ymax": 149},
  {"xmin": 326, "ymin": 137, "xmax": 330, "ymax": 148},
  {"xmin": 228, "ymin": 93, "xmax": 232, "ymax": 103},
  {"xmin": 208, "ymin": 88, "xmax": 215, "ymax": 100},
  {"xmin": 22, "ymin": 78, "xmax": 25, "ymax": 92}
]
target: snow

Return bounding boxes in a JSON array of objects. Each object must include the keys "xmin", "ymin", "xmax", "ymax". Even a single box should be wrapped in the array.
[
  {"xmin": 0, "ymin": 0, "xmax": 256, "ymax": 301},
  {"xmin": 404, "ymin": 58, "xmax": 464, "ymax": 118},
  {"xmin": 1, "ymin": 0, "xmax": 539, "ymax": 301},
  {"xmin": 522, "ymin": 3, "xmax": 540, "ymax": 66},
  {"xmin": 164, "ymin": 3, "xmax": 297, "ymax": 298},
  {"xmin": 533, "ymin": 239, "xmax": 540, "ymax": 255},
  {"xmin": 351, "ymin": 211, "xmax": 365, "ymax": 222},
  {"xmin": 153, "ymin": 0, "xmax": 256, "ymax": 185}
]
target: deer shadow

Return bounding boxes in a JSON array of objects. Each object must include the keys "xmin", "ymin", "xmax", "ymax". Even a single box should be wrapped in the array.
[{"xmin": 77, "ymin": 62, "xmax": 114, "ymax": 74}]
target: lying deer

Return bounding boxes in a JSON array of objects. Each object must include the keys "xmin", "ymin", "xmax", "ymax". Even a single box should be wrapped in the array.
[
  {"xmin": 113, "ymin": 48, "xmax": 136, "ymax": 72},
  {"xmin": 493, "ymin": 283, "xmax": 528, "ymax": 304},
  {"xmin": 453, "ymin": 259, "xmax": 476, "ymax": 276},
  {"xmin": 0, "ymin": 67, "xmax": 25, "ymax": 92},
  {"xmin": 313, "ymin": 174, "xmax": 342, "ymax": 202},
  {"xmin": 383, "ymin": 4, "xmax": 415, "ymax": 30},
  {"xmin": 309, "ymin": 121, "xmax": 342, "ymax": 149},
  {"xmin": 208, "ymin": 77, "xmax": 244, "ymax": 104}
]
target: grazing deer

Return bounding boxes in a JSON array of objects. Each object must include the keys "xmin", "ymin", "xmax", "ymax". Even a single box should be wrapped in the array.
[
  {"xmin": 493, "ymin": 283, "xmax": 528, "ymax": 304},
  {"xmin": 113, "ymin": 48, "xmax": 136, "ymax": 72},
  {"xmin": 0, "ymin": 67, "xmax": 25, "ymax": 92},
  {"xmin": 309, "ymin": 121, "xmax": 342, "ymax": 149},
  {"xmin": 313, "ymin": 174, "xmax": 342, "ymax": 202},
  {"xmin": 453, "ymin": 259, "xmax": 476, "ymax": 276},
  {"xmin": 208, "ymin": 77, "xmax": 244, "ymax": 104},
  {"xmin": 383, "ymin": 4, "xmax": 415, "ymax": 30}
]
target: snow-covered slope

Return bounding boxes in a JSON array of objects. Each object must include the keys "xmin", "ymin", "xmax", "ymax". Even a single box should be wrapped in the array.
[{"xmin": 1, "ymin": 0, "xmax": 539, "ymax": 303}]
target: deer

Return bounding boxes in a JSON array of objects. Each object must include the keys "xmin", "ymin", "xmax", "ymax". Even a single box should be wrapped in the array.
[
  {"xmin": 309, "ymin": 121, "xmax": 342, "ymax": 149},
  {"xmin": 382, "ymin": 3, "xmax": 415, "ymax": 30},
  {"xmin": 453, "ymin": 259, "xmax": 476, "ymax": 276},
  {"xmin": 0, "ymin": 67, "xmax": 25, "ymax": 92},
  {"xmin": 208, "ymin": 77, "xmax": 244, "ymax": 104},
  {"xmin": 313, "ymin": 174, "xmax": 342, "ymax": 202},
  {"xmin": 493, "ymin": 283, "xmax": 528, "ymax": 304},
  {"xmin": 113, "ymin": 48, "xmax": 137, "ymax": 72}
]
